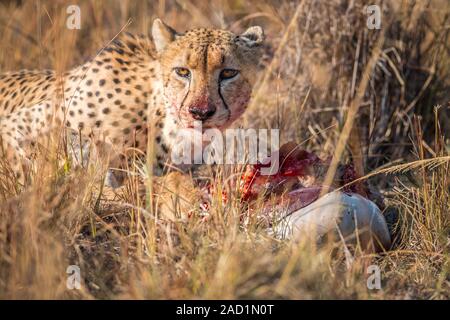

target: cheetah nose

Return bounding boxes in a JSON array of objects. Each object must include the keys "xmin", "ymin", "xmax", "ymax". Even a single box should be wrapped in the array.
[{"xmin": 188, "ymin": 106, "xmax": 216, "ymax": 121}]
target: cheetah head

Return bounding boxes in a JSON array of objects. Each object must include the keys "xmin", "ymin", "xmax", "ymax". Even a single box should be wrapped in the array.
[{"xmin": 152, "ymin": 19, "xmax": 264, "ymax": 130}]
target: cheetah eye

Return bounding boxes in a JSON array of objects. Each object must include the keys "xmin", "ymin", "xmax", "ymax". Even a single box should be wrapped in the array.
[
  {"xmin": 174, "ymin": 67, "xmax": 191, "ymax": 78},
  {"xmin": 220, "ymin": 69, "xmax": 239, "ymax": 80}
]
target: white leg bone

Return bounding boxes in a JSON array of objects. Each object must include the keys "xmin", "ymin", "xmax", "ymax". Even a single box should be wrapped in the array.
[{"xmin": 271, "ymin": 191, "xmax": 391, "ymax": 251}]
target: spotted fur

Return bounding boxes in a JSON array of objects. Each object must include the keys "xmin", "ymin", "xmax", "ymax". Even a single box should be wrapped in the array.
[{"xmin": 0, "ymin": 19, "xmax": 264, "ymax": 183}]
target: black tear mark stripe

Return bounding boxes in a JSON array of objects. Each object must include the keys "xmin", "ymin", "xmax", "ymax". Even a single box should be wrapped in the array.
[
  {"xmin": 179, "ymin": 75, "xmax": 191, "ymax": 114},
  {"xmin": 218, "ymin": 84, "xmax": 230, "ymax": 113}
]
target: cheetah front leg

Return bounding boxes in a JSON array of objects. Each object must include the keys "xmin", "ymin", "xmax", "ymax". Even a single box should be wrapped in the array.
[
  {"xmin": 67, "ymin": 131, "xmax": 130, "ymax": 189},
  {"xmin": 153, "ymin": 171, "xmax": 203, "ymax": 220},
  {"xmin": 1, "ymin": 98, "xmax": 152, "ymax": 189},
  {"xmin": 0, "ymin": 134, "xmax": 30, "ymax": 185},
  {"xmin": 0, "ymin": 100, "xmax": 113, "ymax": 185},
  {"xmin": 0, "ymin": 103, "xmax": 51, "ymax": 183}
]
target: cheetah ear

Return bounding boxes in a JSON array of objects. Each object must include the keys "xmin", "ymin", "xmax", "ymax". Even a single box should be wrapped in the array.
[
  {"xmin": 152, "ymin": 19, "xmax": 179, "ymax": 53},
  {"xmin": 239, "ymin": 26, "xmax": 264, "ymax": 47}
]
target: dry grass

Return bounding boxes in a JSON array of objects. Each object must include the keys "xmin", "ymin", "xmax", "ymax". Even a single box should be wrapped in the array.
[{"xmin": 0, "ymin": 0, "xmax": 449, "ymax": 299}]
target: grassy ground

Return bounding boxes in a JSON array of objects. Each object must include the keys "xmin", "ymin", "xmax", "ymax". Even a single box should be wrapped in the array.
[{"xmin": 0, "ymin": 0, "xmax": 449, "ymax": 299}]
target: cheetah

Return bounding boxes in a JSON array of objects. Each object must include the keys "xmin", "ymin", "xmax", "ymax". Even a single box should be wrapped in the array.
[{"xmin": 0, "ymin": 19, "xmax": 264, "ymax": 185}]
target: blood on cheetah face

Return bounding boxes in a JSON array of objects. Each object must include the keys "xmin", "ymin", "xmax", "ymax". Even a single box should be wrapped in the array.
[{"xmin": 152, "ymin": 19, "xmax": 264, "ymax": 130}]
